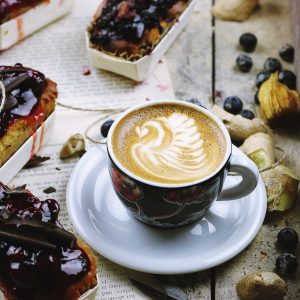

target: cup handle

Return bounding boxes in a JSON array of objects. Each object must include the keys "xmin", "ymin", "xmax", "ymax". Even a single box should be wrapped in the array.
[{"xmin": 218, "ymin": 155, "xmax": 259, "ymax": 201}]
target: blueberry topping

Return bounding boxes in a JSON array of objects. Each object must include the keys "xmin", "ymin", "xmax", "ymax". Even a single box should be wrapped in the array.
[
  {"xmin": 89, "ymin": 0, "xmax": 188, "ymax": 56},
  {"xmin": 254, "ymin": 91, "xmax": 259, "ymax": 105},
  {"xmin": 223, "ymin": 96, "xmax": 243, "ymax": 115},
  {"xmin": 278, "ymin": 70, "xmax": 297, "ymax": 90},
  {"xmin": 276, "ymin": 253, "xmax": 298, "ymax": 274},
  {"xmin": 101, "ymin": 120, "xmax": 114, "ymax": 138},
  {"xmin": 255, "ymin": 71, "xmax": 271, "ymax": 88},
  {"xmin": 240, "ymin": 109, "xmax": 255, "ymax": 120},
  {"xmin": 0, "ymin": 64, "xmax": 47, "ymax": 138},
  {"xmin": 236, "ymin": 54, "xmax": 253, "ymax": 72},
  {"xmin": 277, "ymin": 228, "xmax": 299, "ymax": 250},
  {"xmin": 0, "ymin": 182, "xmax": 91, "ymax": 300},
  {"xmin": 279, "ymin": 44, "xmax": 294, "ymax": 63},
  {"xmin": 263, "ymin": 57, "xmax": 282, "ymax": 73},
  {"xmin": 239, "ymin": 33, "xmax": 257, "ymax": 52}
]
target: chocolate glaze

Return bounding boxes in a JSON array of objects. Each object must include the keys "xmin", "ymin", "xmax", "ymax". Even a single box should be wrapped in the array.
[
  {"xmin": 89, "ymin": 0, "xmax": 188, "ymax": 57},
  {"xmin": 0, "ymin": 0, "xmax": 46, "ymax": 25},
  {"xmin": 0, "ymin": 63, "xmax": 48, "ymax": 137},
  {"xmin": 0, "ymin": 183, "xmax": 91, "ymax": 300}
]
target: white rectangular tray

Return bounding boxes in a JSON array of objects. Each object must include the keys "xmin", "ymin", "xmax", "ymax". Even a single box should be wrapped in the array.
[
  {"xmin": 0, "ymin": 112, "xmax": 56, "ymax": 184},
  {"xmin": 86, "ymin": 0, "xmax": 197, "ymax": 81},
  {"xmin": 0, "ymin": 0, "xmax": 74, "ymax": 51}
]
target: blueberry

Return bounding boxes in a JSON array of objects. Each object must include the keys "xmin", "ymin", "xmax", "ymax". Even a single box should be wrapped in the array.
[
  {"xmin": 239, "ymin": 33, "xmax": 257, "ymax": 52},
  {"xmin": 254, "ymin": 91, "xmax": 260, "ymax": 105},
  {"xmin": 223, "ymin": 96, "xmax": 243, "ymax": 115},
  {"xmin": 236, "ymin": 54, "xmax": 253, "ymax": 72},
  {"xmin": 277, "ymin": 228, "xmax": 299, "ymax": 250},
  {"xmin": 101, "ymin": 120, "xmax": 114, "ymax": 138},
  {"xmin": 187, "ymin": 98, "xmax": 206, "ymax": 108},
  {"xmin": 240, "ymin": 109, "xmax": 255, "ymax": 120},
  {"xmin": 279, "ymin": 44, "xmax": 294, "ymax": 63},
  {"xmin": 256, "ymin": 71, "xmax": 271, "ymax": 88},
  {"xmin": 278, "ymin": 70, "xmax": 297, "ymax": 90},
  {"xmin": 263, "ymin": 57, "xmax": 282, "ymax": 73},
  {"xmin": 276, "ymin": 253, "xmax": 298, "ymax": 274}
]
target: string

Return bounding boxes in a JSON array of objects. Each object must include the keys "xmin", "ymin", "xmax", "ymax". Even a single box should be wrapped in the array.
[
  {"xmin": 229, "ymin": 146, "xmax": 286, "ymax": 176},
  {"xmin": 57, "ymin": 101, "xmax": 129, "ymax": 112}
]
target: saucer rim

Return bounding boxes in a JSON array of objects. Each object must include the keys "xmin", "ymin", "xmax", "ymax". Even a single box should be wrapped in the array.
[{"xmin": 66, "ymin": 145, "xmax": 267, "ymax": 274}]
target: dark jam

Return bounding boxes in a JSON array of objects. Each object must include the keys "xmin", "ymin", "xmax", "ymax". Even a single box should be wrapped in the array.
[
  {"xmin": 0, "ymin": 63, "xmax": 47, "ymax": 138},
  {"xmin": 0, "ymin": 0, "xmax": 46, "ymax": 25},
  {"xmin": 89, "ymin": 0, "xmax": 188, "ymax": 56},
  {"xmin": 0, "ymin": 183, "xmax": 91, "ymax": 300}
]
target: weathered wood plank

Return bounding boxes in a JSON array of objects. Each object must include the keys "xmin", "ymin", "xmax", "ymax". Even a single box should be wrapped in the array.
[
  {"xmin": 214, "ymin": 0, "xmax": 300, "ymax": 299},
  {"xmin": 166, "ymin": 1, "xmax": 213, "ymax": 299},
  {"xmin": 167, "ymin": 0, "xmax": 213, "ymax": 108}
]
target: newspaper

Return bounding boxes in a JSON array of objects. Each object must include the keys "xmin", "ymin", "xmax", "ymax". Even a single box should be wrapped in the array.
[{"xmin": 1, "ymin": 0, "xmax": 175, "ymax": 299}]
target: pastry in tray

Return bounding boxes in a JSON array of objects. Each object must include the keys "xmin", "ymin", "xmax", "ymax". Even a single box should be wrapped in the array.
[
  {"xmin": 0, "ymin": 0, "xmax": 45, "ymax": 25},
  {"xmin": 88, "ymin": 0, "xmax": 191, "ymax": 61},
  {"xmin": 0, "ymin": 182, "xmax": 98, "ymax": 300},
  {"xmin": 0, "ymin": 0, "xmax": 74, "ymax": 50},
  {"xmin": 0, "ymin": 63, "xmax": 57, "ymax": 168}
]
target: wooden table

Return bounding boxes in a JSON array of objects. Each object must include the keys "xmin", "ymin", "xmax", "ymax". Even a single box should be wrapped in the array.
[{"xmin": 165, "ymin": 0, "xmax": 300, "ymax": 299}]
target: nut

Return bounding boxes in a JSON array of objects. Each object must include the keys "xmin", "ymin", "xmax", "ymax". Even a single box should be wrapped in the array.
[
  {"xmin": 60, "ymin": 134, "xmax": 86, "ymax": 159},
  {"xmin": 236, "ymin": 272, "xmax": 287, "ymax": 300}
]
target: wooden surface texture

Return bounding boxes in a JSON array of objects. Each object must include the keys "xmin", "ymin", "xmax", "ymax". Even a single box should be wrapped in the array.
[{"xmin": 166, "ymin": 0, "xmax": 300, "ymax": 299}]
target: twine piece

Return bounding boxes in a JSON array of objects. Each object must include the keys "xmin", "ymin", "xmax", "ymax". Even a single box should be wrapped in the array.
[
  {"xmin": 259, "ymin": 146, "xmax": 286, "ymax": 173},
  {"xmin": 57, "ymin": 101, "xmax": 129, "ymax": 113},
  {"xmin": 229, "ymin": 146, "xmax": 286, "ymax": 177},
  {"xmin": 84, "ymin": 109, "xmax": 126, "ymax": 144}
]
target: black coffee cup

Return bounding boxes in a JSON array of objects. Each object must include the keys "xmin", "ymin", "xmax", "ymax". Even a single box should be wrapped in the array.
[{"xmin": 107, "ymin": 100, "xmax": 259, "ymax": 228}]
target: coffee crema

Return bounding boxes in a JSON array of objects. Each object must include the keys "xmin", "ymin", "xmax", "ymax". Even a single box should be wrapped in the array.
[{"xmin": 112, "ymin": 103, "xmax": 226, "ymax": 184}]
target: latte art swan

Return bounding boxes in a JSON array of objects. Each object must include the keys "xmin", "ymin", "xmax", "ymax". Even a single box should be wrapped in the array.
[{"xmin": 131, "ymin": 112, "xmax": 215, "ymax": 182}]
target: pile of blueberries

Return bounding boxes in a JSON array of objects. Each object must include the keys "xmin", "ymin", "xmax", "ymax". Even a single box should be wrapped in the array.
[
  {"xmin": 223, "ymin": 33, "xmax": 297, "ymax": 120},
  {"xmin": 90, "ymin": 0, "xmax": 180, "ymax": 46},
  {"xmin": 276, "ymin": 227, "xmax": 298, "ymax": 275}
]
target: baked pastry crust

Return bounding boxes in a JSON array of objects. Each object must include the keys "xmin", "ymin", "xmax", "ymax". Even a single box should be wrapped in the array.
[
  {"xmin": 0, "ymin": 65, "xmax": 56, "ymax": 167},
  {"xmin": 88, "ymin": 0, "xmax": 190, "ymax": 61},
  {"xmin": 0, "ymin": 0, "xmax": 45, "ymax": 25}
]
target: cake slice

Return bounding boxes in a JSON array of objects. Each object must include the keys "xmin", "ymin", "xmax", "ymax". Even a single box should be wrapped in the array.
[
  {"xmin": 0, "ymin": 63, "xmax": 56, "ymax": 168},
  {"xmin": 0, "ymin": 182, "xmax": 98, "ymax": 300},
  {"xmin": 0, "ymin": 0, "xmax": 74, "ymax": 50}
]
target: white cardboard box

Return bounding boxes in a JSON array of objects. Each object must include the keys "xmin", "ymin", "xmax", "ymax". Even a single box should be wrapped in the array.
[
  {"xmin": 86, "ymin": 0, "xmax": 197, "ymax": 81},
  {"xmin": 0, "ymin": 112, "xmax": 56, "ymax": 184},
  {"xmin": 0, "ymin": 0, "xmax": 74, "ymax": 51}
]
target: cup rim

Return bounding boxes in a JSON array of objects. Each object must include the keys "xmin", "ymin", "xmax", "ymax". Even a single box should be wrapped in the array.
[{"xmin": 107, "ymin": 100, "xmax": 232, "ymax": 188}]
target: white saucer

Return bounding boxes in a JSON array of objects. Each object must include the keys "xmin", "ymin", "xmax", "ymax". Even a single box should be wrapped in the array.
[{"xmin": 67, "ymin": 145, "xmax": 267, "ymax": 274}]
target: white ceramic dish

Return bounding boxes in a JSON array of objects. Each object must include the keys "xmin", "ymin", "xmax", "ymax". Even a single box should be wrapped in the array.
[
  {"xmin": 67, "ymin": 145, "xmax": 267, "ymax": 275},
  {"xmin": 0, "ymin": 112, "xmax": 55, "ymax": 184},
  {"xmin": 0, "ymin": 0, "xmax": 74, "ymax": 51},
  {"xmin": 86, "ymin": 0, "xmax": 197, "ymax": 81}
]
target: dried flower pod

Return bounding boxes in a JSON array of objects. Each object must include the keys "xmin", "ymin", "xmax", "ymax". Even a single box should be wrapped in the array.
[
  {"xmin": 236, "ymin": 272, "xmax": 287, "ymax": 300},
  {"xmin": 240, "ymin": 133, "xmax": 299, "ymax": 212},
  {"xmin": 240, "ymin": 133, "xmax": 275, "ymax": 169},
  {"xmin": 258, "ymin": 73, "xmax": 300, "ymax": 127},
  {"xmin": 60, "ymin": 134, "xmax": 86, "ymax": 159},
  {"xmin": 212, "ymin": 0, "xmax": 259, "ymax": 22}
]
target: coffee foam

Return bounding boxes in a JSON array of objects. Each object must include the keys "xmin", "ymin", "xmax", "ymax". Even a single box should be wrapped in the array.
[{"xmin": 112, "ymin": 104, "xmax": 226, "ymax": 184}]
